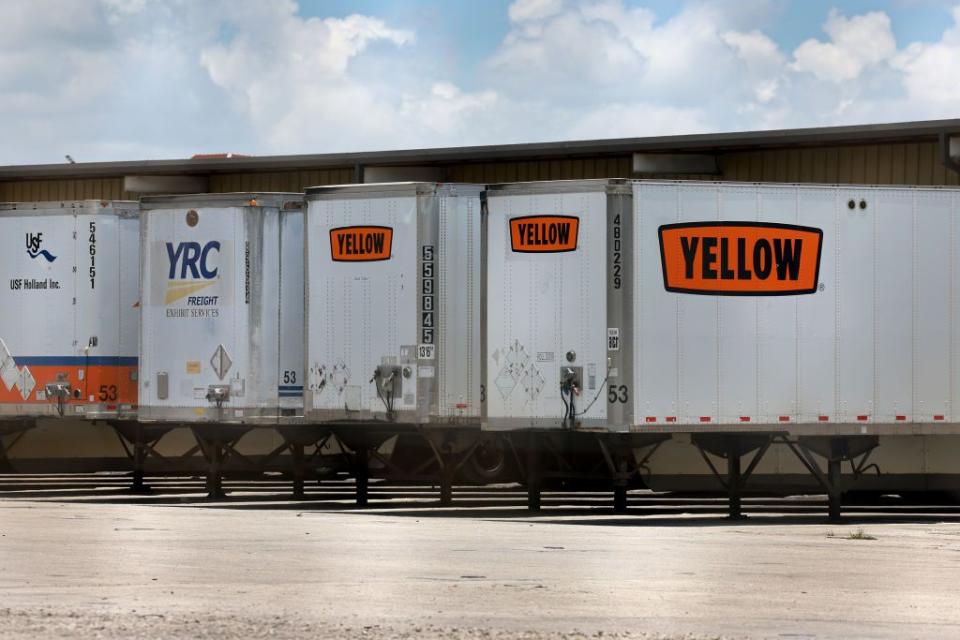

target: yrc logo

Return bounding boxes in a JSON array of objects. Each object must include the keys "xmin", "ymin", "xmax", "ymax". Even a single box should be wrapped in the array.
[
  {"xmin": 164, "ymin": 241, "xmax": 221, "ymax": 304},
  {"xmin": 25, "ymin": 233, "xmax": 57, "ymax": 263}
]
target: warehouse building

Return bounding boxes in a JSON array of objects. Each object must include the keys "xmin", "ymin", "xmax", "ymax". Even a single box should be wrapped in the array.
[{"xmin": 1, "ymin": 119, "xmax": 958, "ymax": 200}]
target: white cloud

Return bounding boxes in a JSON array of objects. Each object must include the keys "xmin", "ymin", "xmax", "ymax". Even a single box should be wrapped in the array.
[
  {"xmin": 199, "ymin": 9, "xmax": 414, "ymax": 130},
  {"xmin": 722, "ymin": 30, "xmax": 785, "ymax": 104},
  {"xmin": 892, "ymin": 6, "xmax": 960, "ymax": 112},
  {"xmin": 487, "ymin": 0, "xmax": 654, "ymax": 96},
  {"xmin": 0, "ymin": 1, "xmax": 958, "ymax": 165},
  {"xmin": 723, "ymin": 30, "xmax": 784, "ymax": 71},
  {"xmin": 791, "ymin": 10, "xmax": 897, "ymax": 82},
  {"xmin": 508, "ymin": 0, "xmax": 564, "ymax": 23},
  {"xmin": 400, "ymin": 84, "xmax": 500, "ymax": 136},
  {"xmin": 195, "ymin": 2, "xmax": 505, "ymax": 153},
  {"xmin": 563, "ymin": 102, "xmax": 710, "ymax": 140}
]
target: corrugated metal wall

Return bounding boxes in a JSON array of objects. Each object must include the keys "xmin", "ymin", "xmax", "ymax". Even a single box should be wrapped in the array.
[
  {"xmin": 448, "ymin": 156, "xmax": 636, "ymax": 182},
  {"xmin": 1, "ymin": 141, "xmax": 957, "ymax": 201},
  {"xmin": 0, "ymin": 177, "xmax": 132, "ymax": 202},
  {"xmin": 207, "ymin": 168, "xmax": 353, "ymax": 192},
  {"xmin": 449, "ymin": 142, "xmax": 960, "ymax": 186},
  {"xmin": 722, "ymin": 142, "xmax": 960, "ymax": 186}
]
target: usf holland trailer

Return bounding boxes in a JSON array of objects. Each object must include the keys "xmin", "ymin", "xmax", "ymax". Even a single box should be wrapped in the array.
[{"xmin": 0, "ymin": 201, "xmax": 139, "ymax": 424}]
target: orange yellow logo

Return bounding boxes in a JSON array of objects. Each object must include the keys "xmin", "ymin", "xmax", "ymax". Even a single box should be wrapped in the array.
[
  {"xmin": 658, "ymin": 222, "xmax": 822, "ymax": 295},
  {"xmin": 510, "ymin": 216, "xmax": 579, "ymax": 253},
  {"xmin": 330, "ymin": 226, "xmax": 393, "ymax": 262}
]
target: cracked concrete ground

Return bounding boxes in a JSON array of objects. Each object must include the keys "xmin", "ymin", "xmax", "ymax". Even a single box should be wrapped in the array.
[{"xmin": 1, "ymin": 479, "xmax": 960, "ymax": 639}]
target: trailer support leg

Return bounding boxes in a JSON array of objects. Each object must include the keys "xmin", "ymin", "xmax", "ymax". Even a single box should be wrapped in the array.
[
  {"xmin": 291, "ymin": 443, "xmax": 306, "ymax": 499},
  {"xmin": 132, "ymin": 446, "xmax": 146, "ymax": 493},
  {"xmin": 130, "ymin": 424, "xmax": 150, "ymax": 493},
  {"xmin": 613, "ymin": 450, "xmax": 629, "ymax": 514},
  {"xmin": 597, "ymin": 436, "xmax": 638, "ymax": 514},
  {"xmin": 781, "ymin": 435, "xmax": 875, "ymax": 523},
  {"xmin": 526, "ymin": 434, "xmax": 542, "ymax": 513},
  {"xmin": 727, "ymin": 437, "xmax": 744, "ymax": 520},
  {"xmin": 827, "ymin": 438, "xmax": 843, "ymax": 523},
  {"xmin": 694, "ymin": 434, "xmax": 773, "ymax": 521},
  {"xmin": 206, "ymin": 439, "xmax": 225, "ymax": 499},
  {"xmin": 355, "ymin": 447, "xmax": 370, "ymax": 508},
  {"xmin": 440, "ymin": 470, "xmax": 453, "ymax": 507},
  {"xmin": 0, "ymin": 436, "xmax": 10, "ymax": 473},
  {"xmin": 614, "ymin": 485, "xmax": 628, "ymax": 513}
]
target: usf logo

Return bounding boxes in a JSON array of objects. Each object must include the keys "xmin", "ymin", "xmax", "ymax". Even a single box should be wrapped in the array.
[
  {"xmin": 25, "ymin": 232, "xmax": 57, "ymax": 263},
  {"xmin": 164, "ymin": 241, "xmax": 221, "ymax": 304}
]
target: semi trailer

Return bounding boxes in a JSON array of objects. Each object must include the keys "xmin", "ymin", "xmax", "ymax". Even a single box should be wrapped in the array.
[
  {"xmin": 303, "ymin": 182, "xmax": 483, "ymax": 504},
  {"xmin": 2, "ymin": 180, "xmax": 960, "ymax": 519}
]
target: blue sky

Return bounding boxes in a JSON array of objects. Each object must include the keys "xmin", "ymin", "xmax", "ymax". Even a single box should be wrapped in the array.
[
  {"xmin": 299, "ymin": 0, "xmax": 955, "ymax": 88},
  {"xmin": 0, "ymin": 0, "xmax": 958, "ymax": 164}
]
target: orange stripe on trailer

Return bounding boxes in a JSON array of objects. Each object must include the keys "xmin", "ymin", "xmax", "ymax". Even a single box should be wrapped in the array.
[{"xmin": 0, "ymin": 364, "xmax": 137, "ymax": 406}]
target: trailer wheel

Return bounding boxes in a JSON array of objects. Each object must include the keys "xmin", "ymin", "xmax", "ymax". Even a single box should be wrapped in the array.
[{"xmin": 464, "ymin": 435, "xmax": 510, "ymax": 484}]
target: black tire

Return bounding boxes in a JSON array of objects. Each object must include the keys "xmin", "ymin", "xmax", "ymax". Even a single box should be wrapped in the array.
[{"xmin": 461, "ymin": 435, "xmax": 514, "ymax": 484}]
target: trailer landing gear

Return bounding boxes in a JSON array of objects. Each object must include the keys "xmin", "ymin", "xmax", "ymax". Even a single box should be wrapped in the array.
[
  {"xmin": 526, "ymin": 433, "xmax": 542, "ymax": 512},
  {"xmin": 192, "ymin": 431, "xmax": 247, "ymax": 500},
  {"xmin": 597, "ymin": 435, "xmax": 666, "ymax": 514},
  {"xmin": 198, "ymin": 438, "xmax": 227, "ymax": 499},
  {"xmin": 784, "ymin": 435, "xmax": 879, "ymax": 523},
  {"xmin": 354, "ymin": 446, "xmax": 371, "ymax": 507},
  {"xmin": 0, "ymin": 420, "xmax": 34, "ymax": 473},
  {"xmin": 290, "ymin": 442, "xmax": 306, "ymax": 499},
  {"xmin": 695, "ymin": 433, "xmax": 880, "ymax": 522},
  {"xmin": 111, "ymin": 422, "xmax": 177, "ymax": 494},
  {"xmin": 420, "ymin": 435, "xmax": 482, "ymax": 508},
  {"xmin": 354, "ymin": 430, "xmax": 485, "ymax": 508},
  {"xmin": 693, "ymin": 434, "xmax": 774, "ymax": 520}
]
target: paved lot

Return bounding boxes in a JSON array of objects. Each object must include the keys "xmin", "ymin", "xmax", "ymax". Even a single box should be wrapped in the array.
[{"xmin": 1, "ymin": 477, "xmax": 960, "ymax": 639}]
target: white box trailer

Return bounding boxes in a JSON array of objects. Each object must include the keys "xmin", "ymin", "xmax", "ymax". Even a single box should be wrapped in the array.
[
  {"xmin": 483, "ymin": 180, "xmax": 631, "ymax": 430},
  {"xmin": 0, "ymin": 201, "xmax": 139, "ymax": 419},
  {"xmin": 138, "ymin": 193, "xmax": 303, "ymax": 424},
  {"xmin": 633, "ymin": 181, "xmax": 960, "ymax": 433},
  {"xmin": 303, "ymin": 183, "xmax": 482, "ymax": 426}
]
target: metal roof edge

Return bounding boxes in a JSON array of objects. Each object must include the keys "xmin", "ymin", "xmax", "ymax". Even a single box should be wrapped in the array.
[{"xmin": 2, "ymin": 119, "xmax": 958, "ymax": 180}]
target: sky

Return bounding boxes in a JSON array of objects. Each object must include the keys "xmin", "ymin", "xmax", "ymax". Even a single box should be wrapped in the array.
[{"xmin": 0, "ymin": 0, "xmax": 958, "ymax": 165}]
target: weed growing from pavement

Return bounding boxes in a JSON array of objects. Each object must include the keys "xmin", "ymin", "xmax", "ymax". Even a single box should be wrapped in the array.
[
  {"xmin": 847, "ymin": 528, "xmax": 877, "ymax": 540},
  {"xmin": 826, "ymin": 528, "xmax": 876, "ymax": 540}
]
